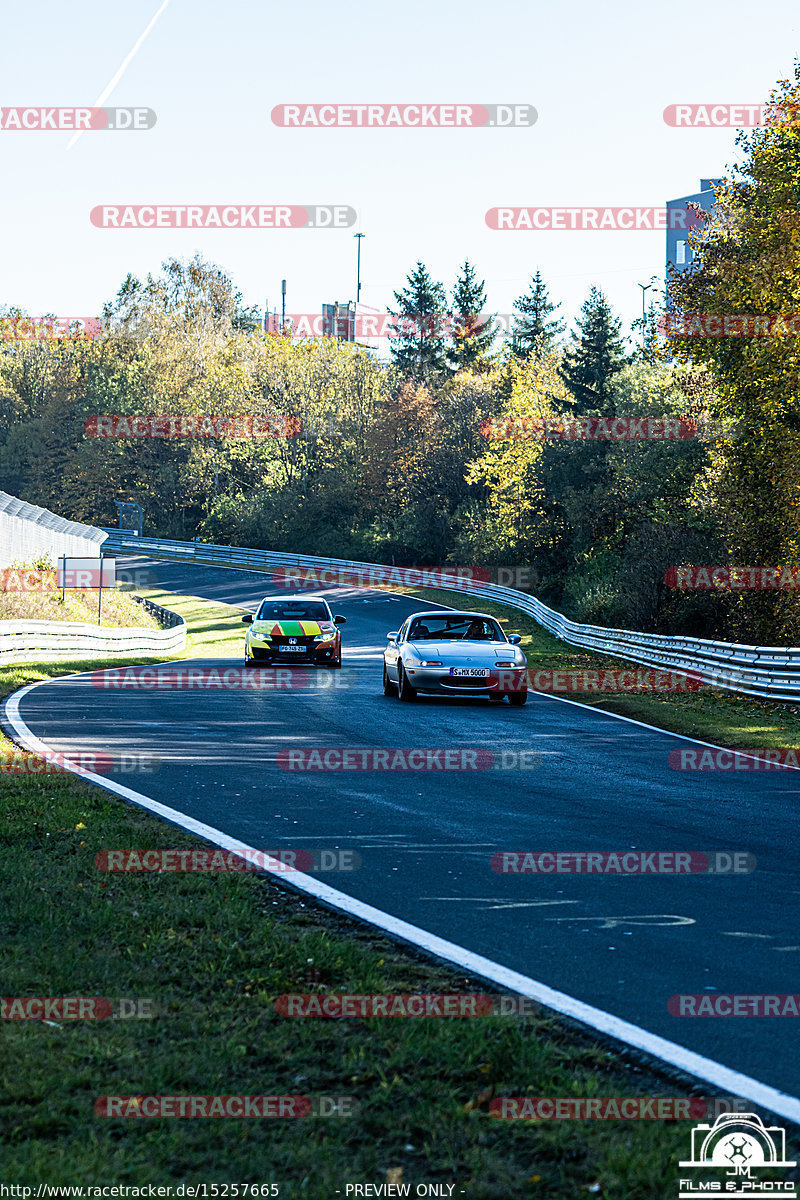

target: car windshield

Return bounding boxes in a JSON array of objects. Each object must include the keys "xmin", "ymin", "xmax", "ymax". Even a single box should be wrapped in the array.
[
  {"xmin": 407, "ymin": 615, "xmax": 504, "ymax": 642},
  {"xmin": 257, "ymin": 601, "xmax": 330, "ymax": 621}
]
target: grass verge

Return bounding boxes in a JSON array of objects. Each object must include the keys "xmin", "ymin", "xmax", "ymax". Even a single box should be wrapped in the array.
[{"xmin": 0, "ymin": 580, "xmax": 161, "ymax": 629}]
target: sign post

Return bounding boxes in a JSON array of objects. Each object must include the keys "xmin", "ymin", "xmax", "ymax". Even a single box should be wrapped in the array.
[{"xmin": 56, "ymin": 558, "xmax": 116, "ymax": 625}]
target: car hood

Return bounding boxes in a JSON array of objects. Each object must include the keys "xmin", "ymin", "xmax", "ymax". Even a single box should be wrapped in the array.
[
  {"xmin": 251, "ymin": 619, "xmax": 326, "ymax": 636},
  {"xmin": 406, "ymin": 640, "xmax": 524, "ymax": 662}
]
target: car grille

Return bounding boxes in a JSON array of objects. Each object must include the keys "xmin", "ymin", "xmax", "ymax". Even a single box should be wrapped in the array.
[
  {"xmin": 271, "ymin": 636, "xmax": 316, "ymax": 648},
  {"xmin": 442, "ymin": 676, "xmax": 493, "ymax": 688}
]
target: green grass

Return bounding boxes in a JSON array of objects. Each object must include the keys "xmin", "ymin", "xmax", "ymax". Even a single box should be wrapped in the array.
[{"xmin": 1, "ymin": 587, "xmax": 797, "ymax": 1194}]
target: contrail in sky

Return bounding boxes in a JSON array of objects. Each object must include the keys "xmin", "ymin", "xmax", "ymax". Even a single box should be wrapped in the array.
[{"xmin": 66, "ymin": 0, "xmax": 170, "ymax": 151}]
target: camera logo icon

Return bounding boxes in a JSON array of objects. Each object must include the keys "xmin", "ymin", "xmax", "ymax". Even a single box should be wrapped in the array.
[{"xmin": 678, "ymin": 1112, "xmax": 796, "ymax": 1197}]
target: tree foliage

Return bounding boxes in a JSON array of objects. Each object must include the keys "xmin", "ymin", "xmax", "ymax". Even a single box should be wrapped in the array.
[
  {"xmin": 668, "ymin": 63, "xmax": 800, "ymax": 640},
  {"xmin": 511, "ymin": 270, "xmax": 565, "ymax": 359},
  {"xmin": 5, "ymin": 147, "xmax": 800, "ymax": 651}
]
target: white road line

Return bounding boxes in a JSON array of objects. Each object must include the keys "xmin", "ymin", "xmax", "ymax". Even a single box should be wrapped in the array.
[
  {"xmin": 5, "ymin": 676, "xmax": 800, "ymax": 1126},
  {"xmin": 536, "ymin": 691, "xmax": 800, "ymax": 768}
]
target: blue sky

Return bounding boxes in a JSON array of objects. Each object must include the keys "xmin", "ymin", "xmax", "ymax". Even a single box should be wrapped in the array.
[{"xmin": 1, "ymin": 0, "xmax": 797, "ymax": 345}]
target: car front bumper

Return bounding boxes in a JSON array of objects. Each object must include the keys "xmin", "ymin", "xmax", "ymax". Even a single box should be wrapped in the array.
[
  {"xmin": 248, "ymin": 641, "xmax": 339, "ymax": 663},
  {"xmin": 403, "ymin": 665, "xmax": 528, "ymax": 693}
]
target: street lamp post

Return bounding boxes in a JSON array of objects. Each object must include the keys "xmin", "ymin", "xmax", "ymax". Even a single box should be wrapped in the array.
[
  {"xmin": 638, "ymin": 281, "xmax": 654, "ymax": 344},
  {"xmin": 354, "ymin": 233, "xmax": 365, "ymax": 303}
]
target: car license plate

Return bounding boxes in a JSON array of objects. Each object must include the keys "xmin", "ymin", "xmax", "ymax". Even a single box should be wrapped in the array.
[
  {"xmin": 450, "ymin": 667, "xmax": 489, "ymax": 677},
  {"xmin": 279, "ymin": 645, "xmax": 306, "ymax": 653}
]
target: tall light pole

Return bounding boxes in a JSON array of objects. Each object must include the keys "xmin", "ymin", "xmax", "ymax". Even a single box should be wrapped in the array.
[{"xmin": 354, "ymin": 233, "xmax": 365, "ymax": 303}]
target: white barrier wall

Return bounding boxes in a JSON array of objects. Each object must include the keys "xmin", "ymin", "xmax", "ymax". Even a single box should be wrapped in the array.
[
  {"xmin": 0, "ymin": 491, "xmax": 107, "ymax": 567},
  {"xmin": 0, "ymin": 615, "xmax": 187, "ymax": 663}
]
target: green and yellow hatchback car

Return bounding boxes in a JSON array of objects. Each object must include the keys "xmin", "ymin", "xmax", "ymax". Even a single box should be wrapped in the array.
[{"xmin": 242, "ymin": 597, "xmax": 346, "ymax": 667}]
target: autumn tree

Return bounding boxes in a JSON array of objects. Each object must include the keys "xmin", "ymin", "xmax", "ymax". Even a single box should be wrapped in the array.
[{"xmin": 668, "ymin": 63, "xmax": 800, "ymax": 641}]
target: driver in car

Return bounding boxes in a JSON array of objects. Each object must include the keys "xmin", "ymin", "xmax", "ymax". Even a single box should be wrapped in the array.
[{"xmin": 464, "ymin": 619, "xmax": 490, "ymax": 640}]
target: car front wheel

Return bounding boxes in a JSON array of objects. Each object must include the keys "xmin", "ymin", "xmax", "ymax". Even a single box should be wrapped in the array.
[
  {"xmin": 397, "ymin": 663, "xmax": 417, "ymax": 702},
  {"xmin": 508, "ymin": 690, "xmax": 527, "ymax": 706}
]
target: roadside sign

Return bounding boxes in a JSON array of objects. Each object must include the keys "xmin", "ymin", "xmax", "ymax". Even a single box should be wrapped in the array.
[{"xmin": 56, "ymin": 559, "xmax": 116, "ymax": 588}]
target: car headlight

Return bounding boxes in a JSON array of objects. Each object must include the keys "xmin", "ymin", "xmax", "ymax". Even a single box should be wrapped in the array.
[
  {"xmin": 495, "ymin": 661, "xmax": 516, "ymax": 667},
  {"xmin": 420, "ymin": 660, "xmax": 443, "ymax": 666},
  {"xmin": 250, "ymin": 632, "xmax": 271, "ymax": 641}
]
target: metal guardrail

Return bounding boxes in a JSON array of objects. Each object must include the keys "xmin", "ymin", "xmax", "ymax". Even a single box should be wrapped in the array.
[
  {"xmin": 0, "ymin": 595, "xmax": 186, "ymax": 663},
  {"xmin": 131, "ymin": 595, "xmax": 185, "ymax": 630},
  {"xmin": 101, "ymin": 530, "xmax": 800, "ymax": 703}
]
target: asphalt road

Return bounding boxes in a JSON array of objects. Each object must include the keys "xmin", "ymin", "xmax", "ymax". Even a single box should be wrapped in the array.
[{"xmin": 8, "ymin": 557, "xmax": 800, "ymax": 1101}]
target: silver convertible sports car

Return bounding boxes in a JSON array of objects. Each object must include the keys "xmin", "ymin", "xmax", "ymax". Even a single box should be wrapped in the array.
[{"xmin": 382, "ymin": 609, "xmax": 528, "ymax": 704}]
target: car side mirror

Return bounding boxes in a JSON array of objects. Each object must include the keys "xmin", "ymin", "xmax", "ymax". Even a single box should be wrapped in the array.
[
  {"xmin": 333, "ymin": 614, "xmax": 346, "ymax": 625},
  {"xmin": 241, "ymin": 613, "xmax": 253, "ymax": 624},
  {"xmin": 386, "ymin": 631, "xmax": 398, "ymax": 642},
  {"xmin": 507, "ymin": 634, "xmax": 521, "ymax": 645}
]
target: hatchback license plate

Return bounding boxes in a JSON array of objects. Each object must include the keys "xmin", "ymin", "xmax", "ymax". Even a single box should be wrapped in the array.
[
  {"xmin": 278, "ymin": 645, "xmax": 306, "ymax": 653},
  {"xmin": 450, "ymin": 667, "xmax": 489, "ymax": 677}
]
